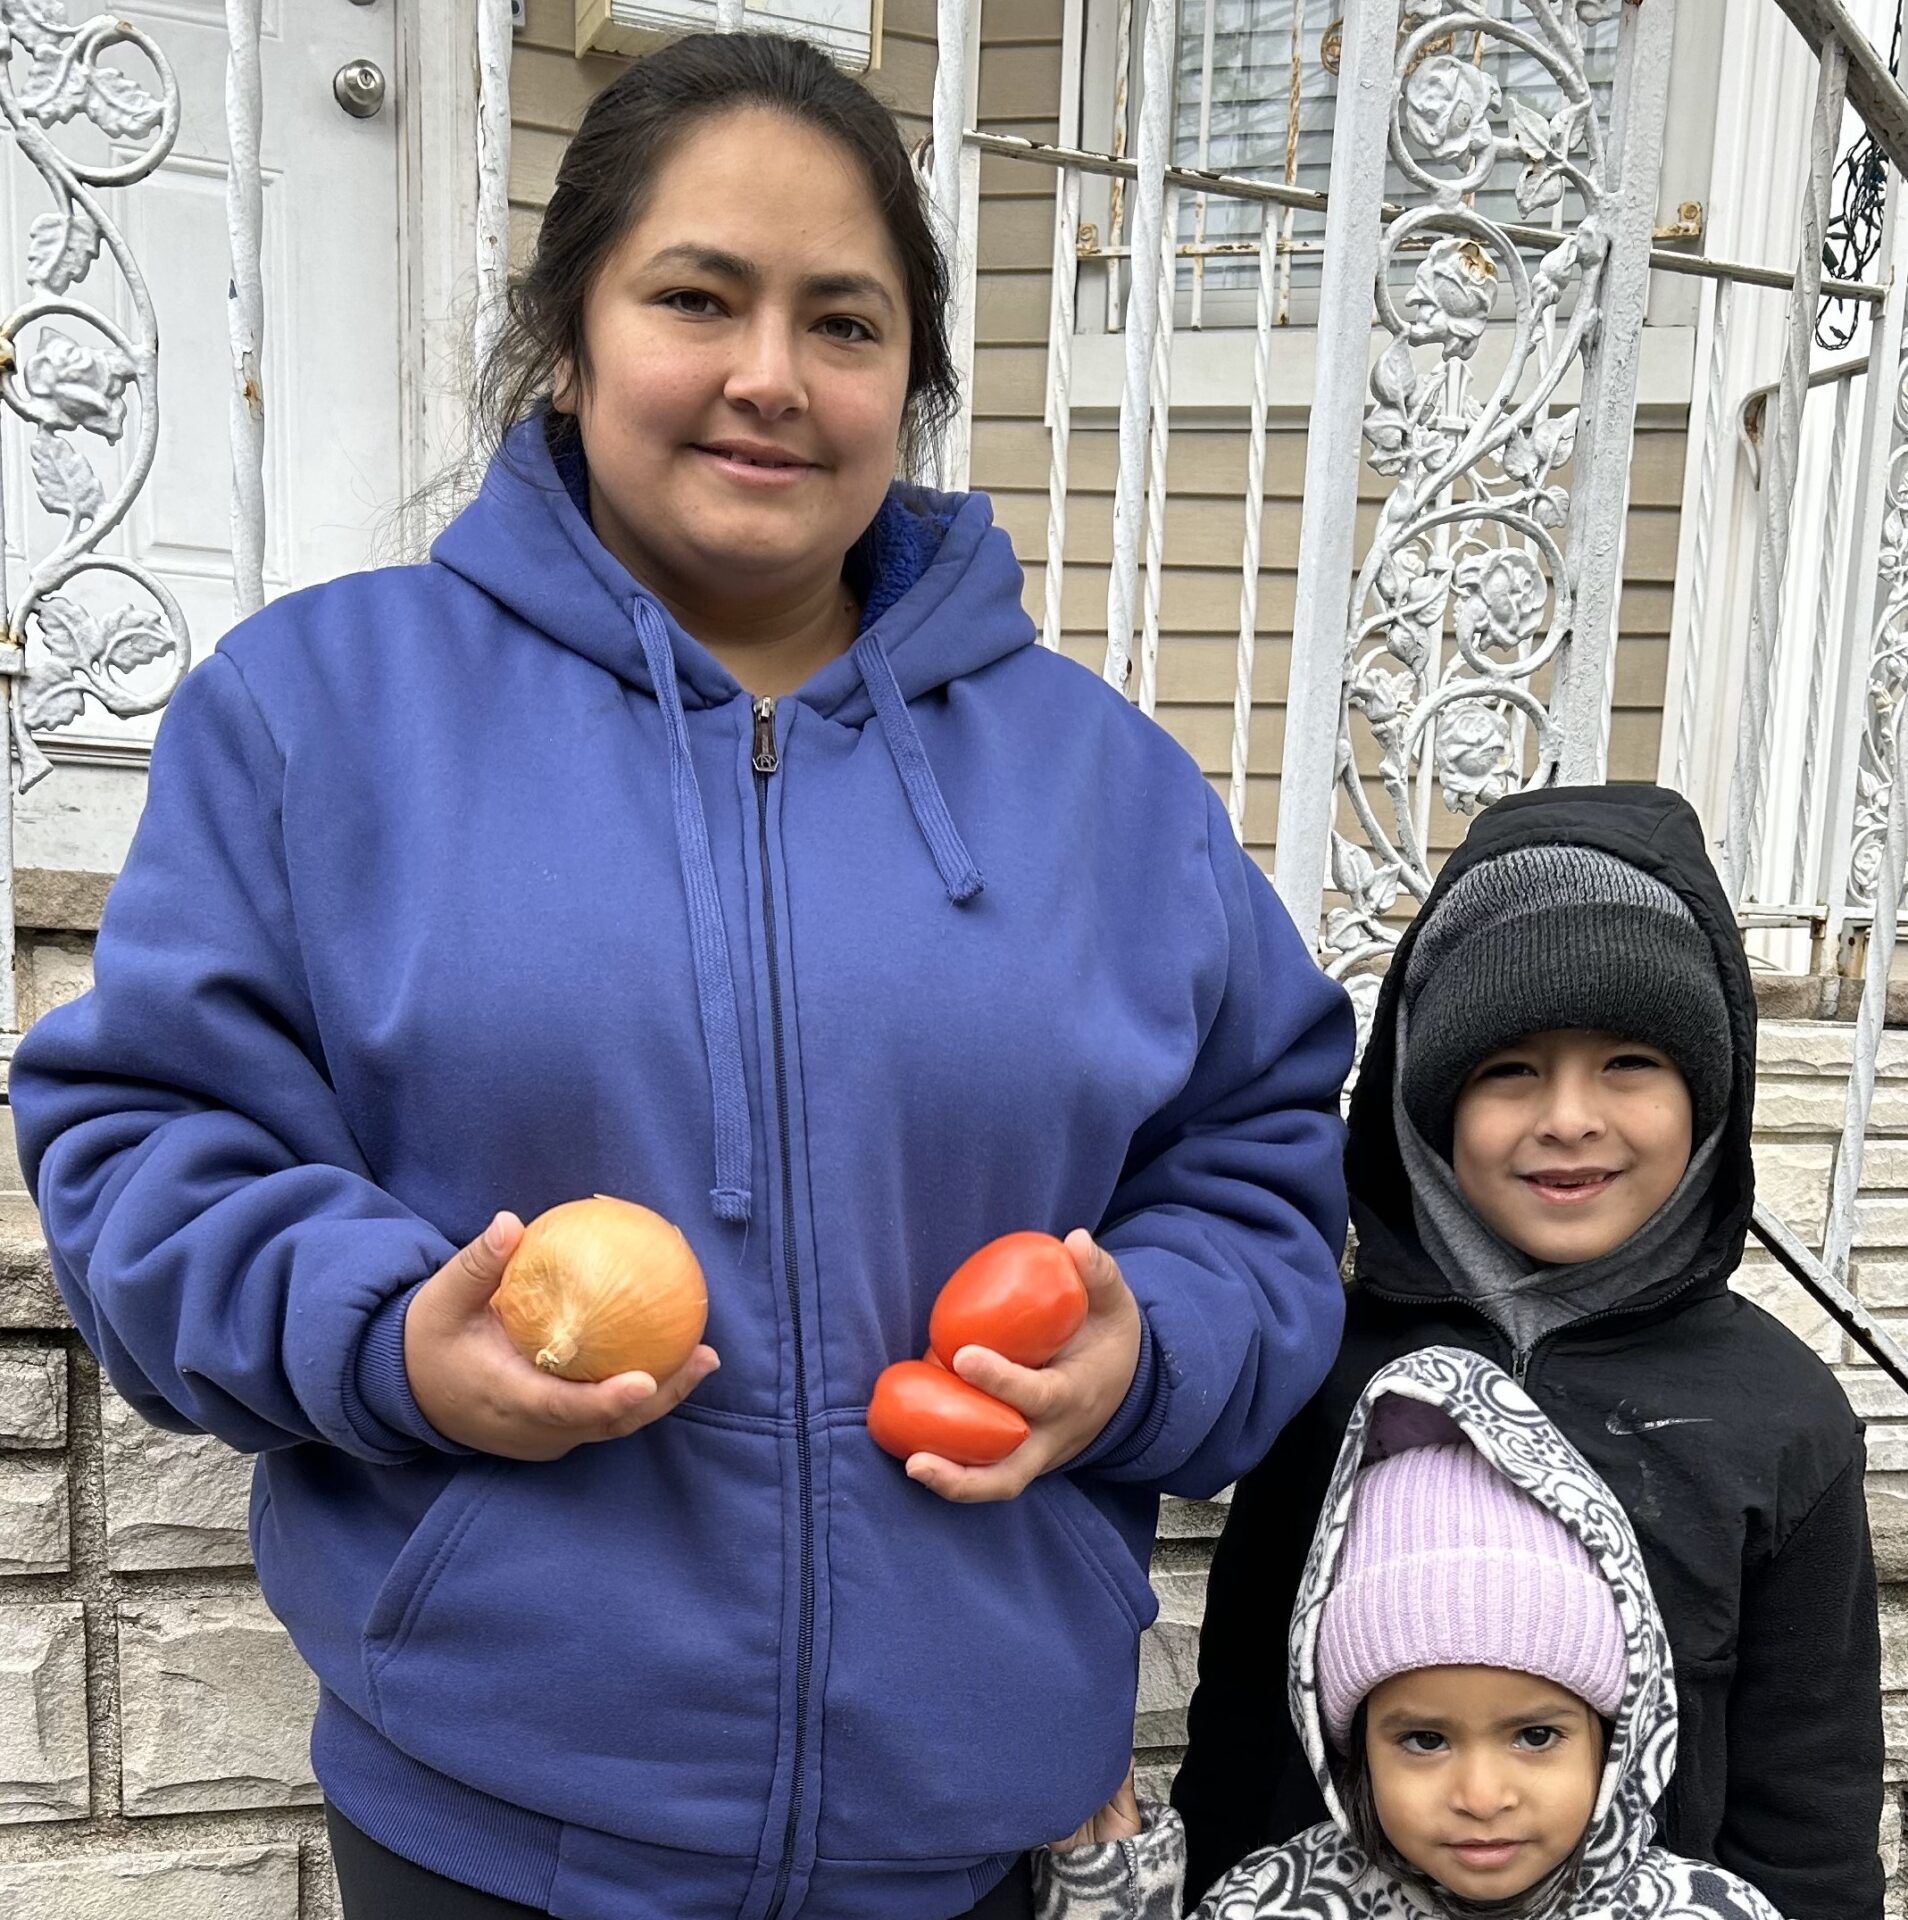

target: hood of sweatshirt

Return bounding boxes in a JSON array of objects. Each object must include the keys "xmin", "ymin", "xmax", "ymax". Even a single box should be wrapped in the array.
[
  {"xmin": 1343, "ymin": 785, "xmax": 1756, "ymax": 1329},
  {"xmin": 433, "ymin": 417, "xmax": 1035, "ymax": 717},
  {"xmin": 1287, "ymin": 1346, "xmax": 1677, "ymax": 1912},
  {"xmin": 432, "ymin": 417, "xmax": 1034, "ymax": 1223}
]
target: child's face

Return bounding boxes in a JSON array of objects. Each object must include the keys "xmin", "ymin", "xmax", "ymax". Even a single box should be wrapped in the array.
[
  {"xmin": 1364, "ymin": 1665, "xmax": 1602, "ymax": 1899},
  {"xmin": 1450, "ymin": 1030, "xmax": 1693, "ymax": 1264}
]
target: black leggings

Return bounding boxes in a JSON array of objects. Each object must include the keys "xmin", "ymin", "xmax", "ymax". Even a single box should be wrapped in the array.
[{"xmin": 324, "ymin": 1804, "xmax": 1037, "ymax": 1920}]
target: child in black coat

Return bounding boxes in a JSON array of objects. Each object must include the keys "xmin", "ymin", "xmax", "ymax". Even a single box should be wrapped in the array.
[{"xmin": 1172, "ymin": 786, "xmax": 1883, "ymax": 1920}]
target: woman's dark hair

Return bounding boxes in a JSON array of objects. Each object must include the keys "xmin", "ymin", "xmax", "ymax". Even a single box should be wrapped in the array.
[
  {"xmin": 1333, "ymin": 1702, "xmax": 1611, "ymax": 1916},
  {"xmin": 475, "ymin": 32, "xmax": 958, "ymax": 476}
]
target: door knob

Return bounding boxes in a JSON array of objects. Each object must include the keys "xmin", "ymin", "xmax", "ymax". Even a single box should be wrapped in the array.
[{"xmin": 333, "ymin": 60, "xmax": 386, "ymax": 118}]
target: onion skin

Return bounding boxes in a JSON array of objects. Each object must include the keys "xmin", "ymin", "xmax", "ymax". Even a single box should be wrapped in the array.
[{"xmin": 491, "ymin": 1196, "xmax": 707, "ymax": 1384}]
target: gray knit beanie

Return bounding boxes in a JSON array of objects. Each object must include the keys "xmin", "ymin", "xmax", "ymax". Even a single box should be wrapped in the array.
[{"xmin": 1400, "ymin": 845, "xmax": 1732, "ymax": 1153}]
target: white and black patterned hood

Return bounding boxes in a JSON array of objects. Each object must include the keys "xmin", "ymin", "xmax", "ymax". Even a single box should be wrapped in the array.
[
  {"xmin": 1035, "ymin": 1345, "xmax": 1788, "ymax": 1920},
  {"xmin": 1287, "ymin": 1345, "xmax": 1677, "ymax": 1909}
]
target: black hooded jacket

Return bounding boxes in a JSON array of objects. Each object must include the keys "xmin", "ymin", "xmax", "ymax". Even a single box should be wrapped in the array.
[{"xmin": 1171, "ymin": 786, "xmax": 1884, "ymax": 1920}]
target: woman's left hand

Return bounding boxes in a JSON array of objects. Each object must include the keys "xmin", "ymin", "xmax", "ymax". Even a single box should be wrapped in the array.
[{"xmin": 905, "ymin": 1228, "xmax": 1142, "ymax": 1503}]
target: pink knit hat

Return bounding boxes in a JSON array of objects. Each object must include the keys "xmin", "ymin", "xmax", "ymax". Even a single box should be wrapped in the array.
[{"xmin": 1315, "ymin": 1440, "xmax": 1627, "ymax": 1749}]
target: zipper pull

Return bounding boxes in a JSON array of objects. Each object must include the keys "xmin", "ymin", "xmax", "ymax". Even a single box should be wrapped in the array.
[{"xmin": 752, "ymin": 695, "xmax": 779, "ymax": 775}]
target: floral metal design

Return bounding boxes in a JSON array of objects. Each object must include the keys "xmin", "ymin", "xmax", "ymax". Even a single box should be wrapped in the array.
[
  {"xmin": 1845, "ymin": 354, "xmax": 1908, "ymax": 914},
  {"xmin": 1818, "ymin": 9, "xmax": 1899, "ymax": 352},
  {"xmin": 0, "ymin": 1, "xmax": 187, "ymax": 788},
  {"xmin": 1324, "ymin": 0, "xmax": 1616, "ymax": 992}
]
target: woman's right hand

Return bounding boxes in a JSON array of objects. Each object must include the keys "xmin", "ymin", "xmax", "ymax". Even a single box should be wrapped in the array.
[{"xmin": 404, "ymin": 1211, "xmax": 720, "ymax": 1460}]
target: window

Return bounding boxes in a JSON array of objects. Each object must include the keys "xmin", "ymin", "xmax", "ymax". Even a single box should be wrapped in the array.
[
  {"xmin": 580, "ymin": 0, "xmax": 876, "ymax": 70},
  {"xmin": 1103, "ymin": 0, "xmax": 1623, "ymax": 326}
]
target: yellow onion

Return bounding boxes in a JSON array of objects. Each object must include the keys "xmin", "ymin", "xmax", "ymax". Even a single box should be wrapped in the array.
[{"xmin": 491, "ymin": 1196, "xmax": 707, "ymax": 1383}]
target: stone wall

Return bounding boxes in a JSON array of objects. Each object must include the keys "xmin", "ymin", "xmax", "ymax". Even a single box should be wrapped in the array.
[
  {"xmin": 0, "ymin": 904, "xmax": 337, "ymax": 1920},
  {"xmin": 1, "ymin": 911, "xmax": 1905, "ymax": 1913}
]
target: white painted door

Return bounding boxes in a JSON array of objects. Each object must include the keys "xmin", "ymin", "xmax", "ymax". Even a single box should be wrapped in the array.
[{"xmin": 2, "ymin": 0, "xmax": 404, "ymax": 870}]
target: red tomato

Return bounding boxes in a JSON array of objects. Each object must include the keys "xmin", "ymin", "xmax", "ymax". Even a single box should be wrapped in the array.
[
  {"xmin": 921, "ymin": 1346, "xmax": 947, "ymax": 1370},
  {"xmin": 929, "ymin": 1231, "xmax": 1087, "ymax": 1371},
  {"xmin": 867, "ymin": 1360, "xmax": 1029, "ymax": 1467}
]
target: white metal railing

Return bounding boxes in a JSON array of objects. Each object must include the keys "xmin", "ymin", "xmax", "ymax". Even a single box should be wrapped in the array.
[
  {"xmin": 1670, "ymin": 278, "xmax": 1733, "ymax": 797},
  {"xmin": 1086, "ymin": 0, "xmax": 1628, "ymax": 328},
  {"xmin": 959, "ymin": 5, "xmax": 1689, "ymax": 936},
  {"xmin": 1666, "ymin": 1, "xmax": 1908, "ymax": 1359},
  {"xmin": 1811, "ymin": 47, "xmax": 1908, "ymax": 1291},
  {"xmin": 1040, "ymin": 165, "xmax": 1080, "ymax": 654},
  {"xmin": 0, "ymin": 0, "xmax": 517, "ymax": 1058},
  {"xmin": 0, "ymin": 3, "xmax": 191, "ymax": 1043},
  {"xmin": 226, "ymin": 0, "xmax": 266, "ymax": 621},
  {"xmin": 1231, "ymin": 205, "xmax": 1276, "ymax": 836},
  {"xmin": 933, "ymin": 0, "xmax": 1908, "ymax": 1385},
  {"xmin": 959, "ymin": 14, "xmax": 1892, "ymax": 918},
  {"xmin": 1723, "ymin": 35, "xmax": 1850, "ymax": 908},
  {"xmin": 476, "ymin": 0, "xmax": 516, "ymax": 374},
  {"xmin": 1281, "ymin": 0, "xmax": 1676, "ymax": 968},
  {"xmin": 1103, "ymin": 0, "xmax": 1177, "ymax": 698}
]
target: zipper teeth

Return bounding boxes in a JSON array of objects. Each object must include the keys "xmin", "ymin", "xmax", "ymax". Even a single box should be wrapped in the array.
[{"xmin": 758, "ymin": 722, "xmax": 814, "ymax": 1920}]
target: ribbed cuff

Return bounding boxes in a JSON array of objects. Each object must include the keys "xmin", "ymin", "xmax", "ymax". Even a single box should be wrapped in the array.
[
  {"xmin": 345, "ymin": 1282, "xmax": 471, "ymax": 1456},
  {"xmin": 1070, "ymin": 1311, "xmax": 1165, "ymax": 1475}
]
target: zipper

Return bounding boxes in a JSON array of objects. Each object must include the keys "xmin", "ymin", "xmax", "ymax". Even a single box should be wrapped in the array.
[
  {"xmin": 753, "ymin": 695, "xmax": 779, "ymax": 776},
  {"xmin": 755, "ymin": 696, "xmax": 815, "ymax": 1920},
  {"xmin": 1357, "ymin": 1276, "xmax": 1520, "ymax": 1370},
  {"xmin": 1509, "ymin": 1275, "xmax": 1712, "ymax": 1390}
]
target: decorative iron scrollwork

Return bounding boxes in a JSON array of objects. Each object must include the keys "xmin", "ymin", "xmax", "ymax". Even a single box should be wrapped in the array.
[
  {"xmin": 1819, "ymin": 9, "xmax": 1900, "ymax": 352},
  {"xmin": 1846, "ymin": 354, "xmax": 1908, "ymax": 914},
  {"xmin": 1323, "ymin": 0, "xmax": 1615, "ymax": 987},
  {"xmin": 0, "ymin": 1, "xmax": 188, "ymax": 789}
]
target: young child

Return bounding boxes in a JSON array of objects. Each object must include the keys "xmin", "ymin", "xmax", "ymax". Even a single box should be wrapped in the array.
[
  {"xmin": 1036, "ymin": 1347, "xmax": 1785, "ymax": 1920},
  {"xmin": 1173, "ymin": 785, "xmax": 1883, "ymax": 1919}
]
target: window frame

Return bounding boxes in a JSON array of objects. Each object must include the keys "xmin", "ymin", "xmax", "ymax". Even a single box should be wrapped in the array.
[{"xmin": 1063, "ymin": 0, "xmax": 1726, "ymax": 412}]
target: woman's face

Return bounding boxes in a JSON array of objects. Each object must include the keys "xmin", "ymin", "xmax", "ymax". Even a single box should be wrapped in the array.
[{"xmin": 556, "ymin": 107, "xmax": 913, "ymax": 618}]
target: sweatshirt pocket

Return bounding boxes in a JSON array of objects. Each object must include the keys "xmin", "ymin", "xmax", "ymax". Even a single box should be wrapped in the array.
[
  {"xmin": 360, "ymin": 1457, "xmax": 506, "ymax": 1663},
  {"xmin": 816, "ymin": 1436, "xmax": 1157, "ymax": 1864},
  {"xmin": 360, "ymin": 1422, "xmax": 783, "ymax": 1856}
]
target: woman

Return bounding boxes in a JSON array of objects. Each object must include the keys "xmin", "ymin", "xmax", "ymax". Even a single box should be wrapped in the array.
[{"xmin": 12, "ymin": 33, "xmax": 1353, "ymax": 1920}]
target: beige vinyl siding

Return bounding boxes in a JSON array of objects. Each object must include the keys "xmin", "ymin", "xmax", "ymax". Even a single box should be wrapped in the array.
[
  {"xmin": 508, "ymin": 4, "xmax": 628, "ymax": 261},
  {"xmin": 507, "ymin": 2, "xmax": 1680, "ymax": 880},
  {"xmin": 995, "ymin": 421, "xmax": 1680, "ymax": 862}
]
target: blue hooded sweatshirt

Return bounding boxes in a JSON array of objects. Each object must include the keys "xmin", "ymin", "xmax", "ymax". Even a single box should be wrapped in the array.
[{"xmin": 11, "ymin": 419, "xmax": 1353, "ymax": 1920}]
